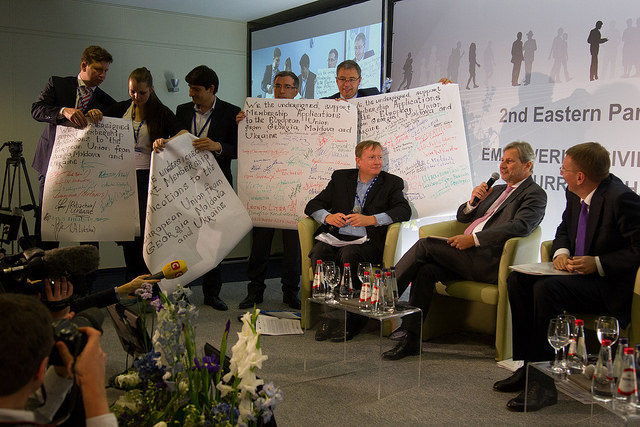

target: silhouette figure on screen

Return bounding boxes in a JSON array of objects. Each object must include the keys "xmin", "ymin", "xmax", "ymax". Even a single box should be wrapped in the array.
[
  {"xmin": 447, "ymin": 42, "xmax": 464, "ymax": 82},
  {"xmin": 601, "ymin": 20, "xmax": 620, "ymax": 80},
  {"xmin": 588, "ymin": 21, "xmax": 608, "ymax": 81},
  {"xmin": 483, "ymin": 41, "xmax": 496, "ymax": 86},
  {"xmin": 522, "ymin": 30, "xmax": 537, "ymax": 85},
  {"xmin": 510, "ymin": 32, "xmax": 524, "ymax": 86},
  {"xmin": 466, "ymin": 43, "xmax": 480, "ymax": 89},
  {"xmin": 621, "ymin": 18, "xmax": 635, "ymax": 78},
  {"xmin": 397, "ymin": 52, "xmax": 413, "ymax": 91},
  {"xmin": 549, "ymin": 28, "xmax": 572, "ymax": 83}
]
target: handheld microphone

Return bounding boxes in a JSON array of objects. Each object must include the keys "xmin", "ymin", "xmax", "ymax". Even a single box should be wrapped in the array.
[
  {"xmin": 148, "ymin": 260, "xmax": 188, "ymax": 280},
  {"xmin": 2, "ymin": 245, "xmax": 100, "ymax": 278},
  {"xmin": 471, "ymin": 172, "xmax": 500, "ymax": 207}
]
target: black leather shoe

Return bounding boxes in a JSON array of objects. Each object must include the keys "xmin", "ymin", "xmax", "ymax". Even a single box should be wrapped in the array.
[
  {"xmin": 506, "ymin": 381, "xmax": 558, "ymax": 412},
  {"xmin": 382, "ymin": 335, "xmax": 421, "ymax": 360},
  {"xmin": 493, "ymin": 366, "xmax": 526, "ymax": 392},
  {"xmin": 315, "ymin": 321, "xmax": 332, "ymax": 341},
  {"xmin": 330, "ymin": 327, "xmax": 357, "ymax": 342},
  {"xmin": 238, "ymin": 293, "xmax": 263, "ymax": 309},
  {"xmin": 204, "ymin": 296, "xmax": 228, "ymax": 311},
  {"xmin": 282, "ymin": 293, "xmax": 301, "ymax": 310}
]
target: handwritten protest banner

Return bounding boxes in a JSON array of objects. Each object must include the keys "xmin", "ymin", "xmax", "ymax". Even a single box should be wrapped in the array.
[
  {"xmin": 315, "ymin": 68, "xmax": 338, "ymax": 99},
  {"xmin": 42, "ymin": 117, "xmax": 136, "ymax": 241},
  {"xmin": 356, "ymin": 83, "xmax": 473, "ymax": 216},
  {"xmin": 238, "ymin": 98, "xmax": 358, "ymax": 229},
  {"xmin": 144, "ymin": 133, "xmax": 252, "ymax": 290}
]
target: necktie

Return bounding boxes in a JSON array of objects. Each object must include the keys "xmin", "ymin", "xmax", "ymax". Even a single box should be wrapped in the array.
[
  {"xmin": 574, "ymin": 201, "xmax": 589, "ymax": 256},
  {"xmin": 79, "ymin": 86, "xmax": 93, "ymax": 113},
  {"xmin": 464, "ymin": 186, "xmax": 514, "ymax": 235}
]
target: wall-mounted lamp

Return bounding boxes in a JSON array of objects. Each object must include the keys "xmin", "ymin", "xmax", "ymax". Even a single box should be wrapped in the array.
[{"xmin": 168, "ymin": 78, "xmax": 180, "ymax": 92}]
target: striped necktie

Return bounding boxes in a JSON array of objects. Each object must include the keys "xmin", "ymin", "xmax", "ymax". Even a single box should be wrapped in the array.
[{"xmin": 79, "ymin": 86, "xmax": 93, "ymax": 113}]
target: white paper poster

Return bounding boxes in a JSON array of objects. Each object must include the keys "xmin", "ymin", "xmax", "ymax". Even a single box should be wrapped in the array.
[
  {"xmin": 356, "ymin": 83, "xmax": 474, "ymax": 217},
  {"xmin": 238, "ymin": 98, "xmax": 358, "ymax": 229},
  {"xmin": 41, "ymin": 117, "xmax": 136, "ymax": 241},
  {"xmin": 144, "ymin": 133, "xmax": 253, "ymax": 290}
]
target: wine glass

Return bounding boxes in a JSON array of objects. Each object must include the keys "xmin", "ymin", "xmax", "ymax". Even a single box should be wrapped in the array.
[
  {"xmin": 557, "ymin": 314, "xmax": 576, "ymax": 370},
  {"xmin": 548, "ymin": 317, "xmax": 571, "ymax": 373},
  {"xmin": 357, "ymin": 262, "xmax": 372, "ymax": 287},
  {"xmin": 596, "ymin": 316, "xmax": 619, "ymax": 345},
  {"xmin": 323, "ymin": 262, "xmax": 339, "ymax": 304}
]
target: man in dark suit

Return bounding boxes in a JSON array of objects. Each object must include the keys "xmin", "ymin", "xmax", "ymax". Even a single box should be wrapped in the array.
[
  {"xmin": 324, "ymin": 60, "xmax": 379, "ymax": 100},
  {"xmin": 261, "ymin": 47, "xmax": 281, "ymax": 97},
  {"xmin": 384, "ymin": 141, "xmax": 547, "ymax": 360},
  {"xmin": 174, "ymin": 65, "xmax": 241, "ymax": 311},
  {"xmin": 31, "ymin": 46, "xmax": 116, "ymax": 247},
  {"xmin": 494, "ymin": 142, "xmax": 640, "ymax": 412},
  {"xmin": 298, "ymin": 54, "xmax": 316, "ymax": 99},
  {"xmin": 236, "ymin": 71, "xmax": 302, "ymax": 310},
  {"xmin": 305, "ymin": 140, "xmax": 411, "ymax": 340}
]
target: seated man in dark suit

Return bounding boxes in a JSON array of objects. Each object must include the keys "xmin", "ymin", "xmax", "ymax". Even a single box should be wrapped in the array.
[
  {"xmin": 494, "ymin": 142, "xmax": 640, "ymax": 412},
  {"xmin": 385, "ymin": 141, "xmax": 547, "ymax": 360},
  {"xmin": 323, "ymin": 60, "xmax": 379, "ymax": 100},
  {"xmin": 305, "ymin": 140, "xmax": 411, "ymax": 341}
]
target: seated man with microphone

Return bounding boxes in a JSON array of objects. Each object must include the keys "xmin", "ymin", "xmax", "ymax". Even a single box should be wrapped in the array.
[{"xmin": 383, "ymin": 141, "xmax": 547, "ymax": 360}]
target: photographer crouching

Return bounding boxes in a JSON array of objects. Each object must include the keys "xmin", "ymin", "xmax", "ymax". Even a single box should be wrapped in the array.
[{"xmin": 0, "ymin": 294, "xmax": 116, "ymax": 426}]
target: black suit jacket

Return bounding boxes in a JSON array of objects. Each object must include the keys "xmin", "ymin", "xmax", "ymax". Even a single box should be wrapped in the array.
[
  {"xmin": 175, "ymin": 98, "xmax": 240, "ymax": 184},
  {"xmin": 452, "ymin": 176, "xmax": 547, "ymax": 282},
  {"xmin": 324, "ymin": 87, "xmax": 380, "ymax": 99},
  {"xmin": 552, "ymin": 174, "xmax": 640, "ymax": 313},
  {"xmin": 31, "ymin": 76, "xmax": 116, "ymax": 177},
  {"xmin": 304, "ymin": 169, "xmax": 411, "ymax": 250},
  {"xmin": 298, "ymin": 71, "xmax": 317, "ymax": 99}
]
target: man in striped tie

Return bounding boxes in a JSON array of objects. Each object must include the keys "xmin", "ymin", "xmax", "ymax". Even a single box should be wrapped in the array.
[
  {"xmin": 31, "ymin": 45, "xmax": 116, "ymax": 247},
  {"xmin": 383, "ymin": 141, "xmax": 547, "ymax": 360},
  {"xmin": 495, "ymin": 142, "xmax": 640, "ymax": 412}
]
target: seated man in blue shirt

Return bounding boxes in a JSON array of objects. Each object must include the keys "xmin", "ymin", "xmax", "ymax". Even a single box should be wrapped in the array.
[{"xmin": 305, "ymin": 140, "xmax": 411, "ymax": 340}]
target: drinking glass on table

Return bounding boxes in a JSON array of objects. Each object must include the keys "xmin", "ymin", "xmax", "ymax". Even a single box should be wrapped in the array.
[
  {"xmin": 548, "ymin": 317, "xmax": 572, "ymax": 373},
  {"xmin": 596, "ymin": 316, "xmax": 619, "ymax": 345},
  {"xmin": 357, "ymin": 262, "xmax": 373, "ymax": 287},
  {"xmin": 323, "ymin": 262, "xmax": 340, "ymax": 304},
  {"xmin": 557, "ymin": 314, "xmax": 576, "ymax": 370}
]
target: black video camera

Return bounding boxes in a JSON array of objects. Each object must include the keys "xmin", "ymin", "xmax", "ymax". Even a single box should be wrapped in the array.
[{"xmin": 49, "ymin": 307, "xmax": 104, "ymax": 366}]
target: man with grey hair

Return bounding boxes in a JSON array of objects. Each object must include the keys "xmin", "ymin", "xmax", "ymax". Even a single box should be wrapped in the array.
[
  {"xmin": 384, "ymin": 141, "xmax": 547, "ymax": 360},
  {"xmin": 324, "ymin": 60, "xmax": 379, "ymax": 100}
]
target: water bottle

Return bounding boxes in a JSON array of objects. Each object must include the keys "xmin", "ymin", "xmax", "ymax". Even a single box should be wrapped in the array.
[
  {"xmin": 389, "ymin": 266, "xmax": 400, "ymax": 303},
  {"xmin": 384, "ymin": 270, "xmax": 395, "ymax": 312},
  {"xmin": 339, "ymin": 263, "xmax": 354, "ymax": 300},
  {"xmin": 567, "ymin": 319, "xmax": 588, "ymax": 372},
  {"xmin": 592, "ymin": 338, "xmax": 615, "ymax": 402},
  {"xmin": 312, "ymin": 260, "xmax": 324, "ymax": 298},
  {"xmin": 635, "ymin": 344, "xmax": 640, "ymax": 382},
  {"xmin": 372, "ymin": 271, "xmax": 384, "ymax": 314},
  {"xmin": 614, "ymin": 337, "xmax": 629, "ymax": 381},
  {"xmin": 359, "ymin": 270, "xmax": 372, "ymax": 312},
  {"xmin": 615, "ymin": 347, "xmax": 638, "ymax": 414}
]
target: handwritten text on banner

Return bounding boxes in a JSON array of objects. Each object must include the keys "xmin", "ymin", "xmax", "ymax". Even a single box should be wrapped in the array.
[{"xmin": 42, "ymin": 117, "xmax": 136, "ymax": 241}]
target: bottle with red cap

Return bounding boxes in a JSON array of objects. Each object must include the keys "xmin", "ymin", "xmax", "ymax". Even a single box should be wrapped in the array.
[
  {"xmin": 339, "ymin": 263, "xmax": 354, "ymax": 300},
  {"xmin": 567, "ymin": 318, "xmax": 588, "ymax": 372},
  {"xmin": 592, "ymin": 338, "xmax": 615, "ymax": 402},
  {"xmin": 615, "ymin": 346, "xmax": 638, "ymax": 414},
  {"xmin": 312, "ymin": 260, "xmax": 324, "ymax": 299},
  {"xmin": 359, "ymin": 270, "xmax": 372, "ymax": 312}
]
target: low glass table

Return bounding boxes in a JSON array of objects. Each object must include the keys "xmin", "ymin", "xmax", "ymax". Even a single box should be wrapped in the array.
[
  {"xmin": 526, "ymin": 361, "xmax": 640, "ymax": 421},
  {"xmin": 303, "ymin": 296, "xmax": 422, "ymax": 400}
]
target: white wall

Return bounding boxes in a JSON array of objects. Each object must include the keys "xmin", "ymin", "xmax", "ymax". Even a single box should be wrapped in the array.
[{"xmin": 0, "ymin": 0, "xmax": 248, "ymax": 267}]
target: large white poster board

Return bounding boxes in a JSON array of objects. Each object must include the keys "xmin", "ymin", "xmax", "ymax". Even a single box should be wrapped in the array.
[
  {"xmin": 356, "ymin": 83, "xmax": 473, "ymax": 216},
  {"xmin": 42, "ymin": 117, "xmax": 136, "ymax": 241},
  {"xmin": 238, "ymin": 98, "xmax": 358, "ymax": 229},
  {"xmin": 144, "ymin": 133, "xmax": 252, "ymax": 290}
]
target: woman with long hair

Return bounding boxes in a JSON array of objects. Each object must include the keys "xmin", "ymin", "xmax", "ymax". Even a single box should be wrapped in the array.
[{"xmin": 105, "ymin": 67, "xmax": 181, "ymax": 280}]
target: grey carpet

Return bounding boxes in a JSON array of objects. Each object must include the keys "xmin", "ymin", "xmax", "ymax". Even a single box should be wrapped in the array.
[{"xmin": 101, "ymin": 277, "xmax": 624, "ymax": 426}]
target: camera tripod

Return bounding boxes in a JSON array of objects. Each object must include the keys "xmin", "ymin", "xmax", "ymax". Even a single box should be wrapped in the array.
[{"xmin": 0, "ymin": 141, "xmax": 38, "ymax": 252}]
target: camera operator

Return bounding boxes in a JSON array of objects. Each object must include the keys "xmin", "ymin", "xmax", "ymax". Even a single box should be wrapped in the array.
[{"xmin": 0, "ymin": 294, "xmax": 116, "ymax": 426}]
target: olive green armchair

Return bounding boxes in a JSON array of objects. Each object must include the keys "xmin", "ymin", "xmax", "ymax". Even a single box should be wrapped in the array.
[
  {"xmin": 418, "ymin": 220, "xmax": 542, "ymax": 361},
  {"xmin": 540, "ymin": 240, "xmax": 640, "ymax": 347},
  {"xmin": 297, "ymin": 217, "xmax": 401, "ymax": 327}
]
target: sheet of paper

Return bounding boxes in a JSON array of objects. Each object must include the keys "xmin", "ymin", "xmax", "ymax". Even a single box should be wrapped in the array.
[
  {"xmin": 256, "ymin": 314, "xmax": 303, "ymax": 335},
  {"xmin": 315, "ymin": 232, "xmax": 368, "ymax": 247},
  {"xmin": 509, "ymin": 262, "xmax": 575, "ymax": 276}
]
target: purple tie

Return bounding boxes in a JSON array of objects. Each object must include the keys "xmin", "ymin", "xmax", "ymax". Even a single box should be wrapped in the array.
[
  {"xmin": 464, "ymin": 186, "xmax": 514, "ymax": 235},
  {"xmin": 574, "ymin": 201, "xmax": 589, "ymax": 256}
]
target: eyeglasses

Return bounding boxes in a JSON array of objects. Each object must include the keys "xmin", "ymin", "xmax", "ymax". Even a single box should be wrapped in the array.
[
  {"xmin": 274, "ymin": 84, "xmax": 296, "ymax": 90},
  {"xmin": 336, "ymin": 77, "xmax": 360, "ymax": 84},
  {"xmin": 559, "ymin": 166, "xmax": 579, "ymax": 174}
]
